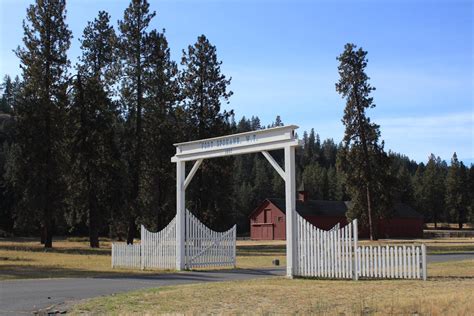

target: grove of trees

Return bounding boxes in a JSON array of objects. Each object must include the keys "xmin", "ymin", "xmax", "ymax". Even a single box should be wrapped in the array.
[{"xmin": 0, "ymin": 0, "xmax": 473, "ymax": 247}]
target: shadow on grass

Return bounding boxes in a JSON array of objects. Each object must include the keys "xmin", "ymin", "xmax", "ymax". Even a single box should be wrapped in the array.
[
  {"xmin": 0, "ymin": 264, "xmax": 167, "ymax": 281},
  {"xmin": 0, "ymin": 264, "xmax": 285, "ymax": 282},
  {"xmin": 0, "ymin": 244, "xmax": 110, "ymax": 256}
]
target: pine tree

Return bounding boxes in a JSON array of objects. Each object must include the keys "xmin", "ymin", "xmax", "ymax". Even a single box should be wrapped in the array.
[
  {"xmin": 13, "ymin": 0, "xmax": 71, "ymax": 247},
  {"xmin": 326, "ymin": 167, "xmax": 338, "ymax": 200},
  {"xmin": 321, "ymin": 138, "xmax": 337, "ymax": 167},
  {"xmin": 468, "ymin": 165, "xmax": 474, "ymax": 225},
  {"xmin": 302, "ymin": 163, "xmax": 327, "ymax": 199},
  {"xmin": 118, "ymin": 0, "xmax": 156, "ymax": 244},
  {"xmin": 422, "ymin": 154, "xmax": 446, "ymax": 227},
  {"xmin": 335, "ymin": 43, "xmax": 393, "ymax": 240},
  {"xmin": 68, "ymin": 11, "xmax": 120, "ymax": 247},
  {"xmin": 180, "ymin": 34, "xmax": 234, "ymax": 228},
  {"xmin": 140, "ymin": 28, "xmax": 180, "ymax": 230},
  {"xmin": 445, "ymin": 153, "xmax": 469, "ymax": 229},
  {"xmin": 395, "ymin": 165, "xmax": 415, "ymax": 204},
  {"xmin": 306, "ymin": 129, "xmax": 316, "ymax": 163},
  {"xmin": 0, "ymin": 76, "xmax": 20, "ymax": 114},
  {"xmin": 0, "ymin": 80, "xmax": 17, "ymax": 233},
  {"xmin": 180, "ymin": 34, "xmax": 233, "ymax": 140}
]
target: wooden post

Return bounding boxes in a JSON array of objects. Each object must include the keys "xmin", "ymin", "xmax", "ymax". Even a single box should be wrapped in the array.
[
  {"xmin": 233, "ymin": 225, "xmax": 237, "ymax": 268},
  {"xmin": 176, "ymin": 160, "xmax": 186, "ymax": 270},
  {"xmin": 422, "ymin": 244, "xmax": 427, "ymax": 281},
  {"xmin": 285, "ymin": 145, "xmax": 296, "ymax": 278},
  {"xmin": 140, "ymin": 224, "xmax": 144, "ymax": 270},
  {"xmin": 111, "ymin": 243, "xmax": 114, "ymax": 268}
]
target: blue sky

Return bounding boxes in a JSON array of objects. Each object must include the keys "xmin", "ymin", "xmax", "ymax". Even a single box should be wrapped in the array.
[{"xmin": 0, "ymin": 0, "xmax": 472, "ymax": 164}]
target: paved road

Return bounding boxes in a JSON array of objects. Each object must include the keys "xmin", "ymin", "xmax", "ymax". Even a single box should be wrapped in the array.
[
  {"xmin": 0, "ymin": 268, "xmax": 285, "ymax": 315},
  {"xmin": 1, "ymin": 253, "xmax": 472, "ymax": 315}
]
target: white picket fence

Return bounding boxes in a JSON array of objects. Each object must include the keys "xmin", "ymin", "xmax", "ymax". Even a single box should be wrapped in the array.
[
  {"xmin": 111, "ymin": 243, "xmax": 141, "ymax": 268},
  {"xmin": 296, "ymin": 214, "xmax": 355, "ymax": 278},
  {"xmin": 356, "ymin": 244, "xmax": 426, "ymax": 280},
  {"xmin": 111, "ymin": 209, "xmax": 236, "ymax": 270},
  {"xmin": 141, "ymin": 218, "xmax": 177, "ymax": 270},
  {"xmin": 295, "ymin": 213, "xmax": 427, "ymax": 280},
  {"xmin": 185, "ymin": 209, "xmax": 236, "ymax": 269}
]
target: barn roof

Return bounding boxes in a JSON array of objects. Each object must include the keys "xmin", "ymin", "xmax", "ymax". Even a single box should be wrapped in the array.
[{"xmin": 266, "ymin": 198, "xmax": 423, "ymax": 219}]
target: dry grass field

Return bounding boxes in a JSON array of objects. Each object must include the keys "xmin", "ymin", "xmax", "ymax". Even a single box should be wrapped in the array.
[
  {"xmin": 0, "ymin": 238, "xmax": 288, "ymax": 279},
  {"xmin": 0, "ymin": 238, "xmax": 163, "ymax": 280},
  {"xmin": 2, "ymin": 237, "xmax": 474, "ymax": 314},
  {"xmin": 70, "ymin": 259, "xmax": 474, "ymax": 315}
]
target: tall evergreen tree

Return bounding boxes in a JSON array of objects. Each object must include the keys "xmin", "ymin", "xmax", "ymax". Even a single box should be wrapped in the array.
[
  {"xmin": 68, "ymin": 11, "xmax": 120, "ymax": 247},
  {"xmin": 180, "ymin": 34, "xmax": 234, "ymax": 228},
  {"xmin": 0, "ymin": 76, "xmax": 21, "ymax": 114},
  {"xmin": 12, "ymin": 0, "xmax": 71, "ymax": 247},
  {"xmin": 335, "ymin": 43, "xmax": 393, "ymax": 240},
  {"xmin": 302, "ymin": 163, "xmax": 327, "ymax": 200},
  {"xmin": 445, "ymin": 153, "xmax": 469, "ymax": 229},
  {"xmin": 422, "ymin": 154, "xmax": 446, "ymax": 226},
  {"xmin": 140, "ymin": 28, "xmax": 180, "ymax": 230},
  {"xmin": 180, "ymin": 34, "xmax": 233, "ymax": 140},
  {"xmin": 413, "ymin": 162, "xmax": 425, "ymax": 214},
  {"xmin": 0, "ymin": 80, "xmax": 17, "ymax": 233},
  {"xmin": 118, "ymin": 0, "xmax": 156, "ymax": 244},
  {"xmin": 468, "ymin": 165, "xmax": 474, "ymax": 225}
]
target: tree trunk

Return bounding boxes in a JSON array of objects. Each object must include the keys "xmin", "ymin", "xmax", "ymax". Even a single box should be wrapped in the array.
[
  {"xmin": 354, "ymin": 96, "xmax": 375, "ymax": 241},
  {"xmin": 89, "ymin": 225, "xmax": 100, "ymax": 248},
  {"xmin": 366, "ymin": 184, "xmax": 374, "ymax": 240},
  {"xmin": 44, "ymin": 218, "xmax": 53, "ymax": 248},
  {"xmin": 126, "ymin": 39, "xmax": 143, "ymax": 245},
  {"xmin": 88, "ymin": 179, "xmax": 100, "ymax": 248},
  {"xmin": 44, "ymin": 25, "xmax": 53, "ymax": 250},
  {"xmin": 40, "ymin": 224, "xmax": 46, "ymax": 244},
  {"xmin": 126, "ymin": 217, "xmax": 136, "ymax": 244}
]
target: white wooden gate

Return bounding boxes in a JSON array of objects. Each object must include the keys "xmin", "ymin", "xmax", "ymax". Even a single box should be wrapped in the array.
[
  {"xmin": 141, "ymin": 218, "xmax": 177, "ymax": 270},
  {"xmin": 112, "ymin": 209, "xmax": 236, "ymax": 270},
  {"xmin": 185, "ymin": 210, "xmax": 236, "ymax": 269},
  {"xmin": 296, "ymin": 213, "xmax": 356, "ymax": 279},
  {"xmin": 295, "ymin": 213, "xmax": 427, "ymax": 280}
]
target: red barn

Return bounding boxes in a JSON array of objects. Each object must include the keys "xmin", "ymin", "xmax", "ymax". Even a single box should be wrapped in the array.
[{"xmin": 249, "ymin": 192, "xmax": 424, "ymax": 240}]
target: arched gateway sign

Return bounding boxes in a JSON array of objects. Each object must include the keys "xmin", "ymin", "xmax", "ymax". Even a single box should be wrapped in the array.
[
  {"xmin": 171, "ymin": 125, "xmax": 301, "ymax": 277},
  {"xmin": 113, "ymin": 124, "xmax": 428, "ymax": 281}
]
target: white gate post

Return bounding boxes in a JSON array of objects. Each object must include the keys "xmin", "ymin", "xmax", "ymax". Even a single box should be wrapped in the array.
[
  {"xmin": 176, "ymin": 159, "xmax": 186, "ymax": 270},
  {"xmin": 140, "ymin": 224, "xmax": 144, "ymax": 270},
  {"xmin": 285, "ymin": 145, "xmax": 297, "ymax": 278},
  {"xmin": 353, "ymin": 219, "xmax": 358, "ymax": 281},
  {"xmin": 421, "ymin": 244, "xmax": 427, "ymax": 281}
]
